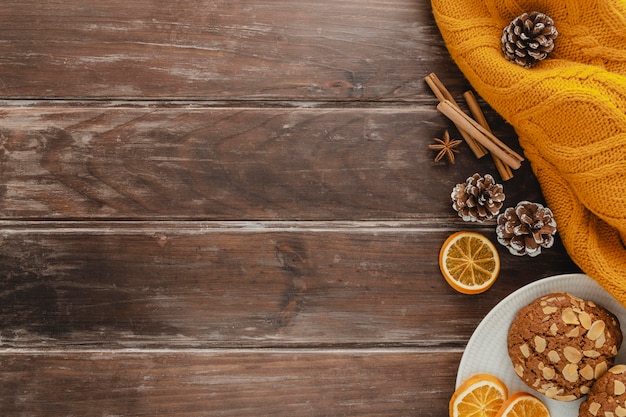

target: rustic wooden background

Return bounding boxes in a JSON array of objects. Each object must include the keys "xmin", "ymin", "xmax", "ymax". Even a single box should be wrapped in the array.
[{"xmin": 0, "ymin": 0, "xmax": 580, "ymax": 415}]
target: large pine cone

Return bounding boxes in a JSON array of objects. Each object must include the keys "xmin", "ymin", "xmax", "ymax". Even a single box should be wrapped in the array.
[
  {"xmin": 496, "ymin": 201, "xmax": 557, "ymax": 257},
  {"xmin": 451, "ymin": 173, "xmax": 505, "ymax": 222},
  {"xmin": 501, "ymin": 11, "xmax": 558, "ymax": 68}
]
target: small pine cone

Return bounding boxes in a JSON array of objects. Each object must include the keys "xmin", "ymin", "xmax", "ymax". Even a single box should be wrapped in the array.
[
  {"xmin": 496, "ymin": 201, "xmax": 557, "ymax": 257},
  {"xmin": 501, "ymin": 11, "xmax": 558, "ymax": 68},
  {"xmin": 451, "ymin": 173, "xmax": 505, "ymax": 222}
]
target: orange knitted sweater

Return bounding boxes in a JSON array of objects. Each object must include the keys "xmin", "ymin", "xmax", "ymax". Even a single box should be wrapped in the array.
[{"xmin": 431, "ymin": 0, "xmax": 626, "ymax": 305}]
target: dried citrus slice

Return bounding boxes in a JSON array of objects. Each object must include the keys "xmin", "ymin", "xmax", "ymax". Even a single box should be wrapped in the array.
[
  {"xmin": 439, "ymin": 231, "xmax": 500, "ymax": 294},
  {"xmin": 495, "ymin": 392, "xmax": 550, "ymax": 417},
  {"xmin": 450, "ymin": 373, "xmax": 508, "ymax": 417}
]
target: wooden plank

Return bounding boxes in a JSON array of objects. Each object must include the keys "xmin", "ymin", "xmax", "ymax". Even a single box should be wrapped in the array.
[
  {"xmin": 0, "ymin": 2, "xmax": 573, "ymax": 416},
  {"xmin": 0, "ymin": 0, "xmax": 463, "ymax": 100},
  {"xmin": 0, "ymin": 349, "xmax": 459, "ymax": 416},
  {"xmin": 0, "ymin": 106, "xmax": 536, "ymax": 220},
  {"xmin": 0, "ymin": 223, "xmax": 580, "ymax": 347}
]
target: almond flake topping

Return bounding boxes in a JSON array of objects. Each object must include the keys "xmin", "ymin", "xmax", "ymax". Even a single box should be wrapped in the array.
[
  {"xmin": 579, "ymin": 311, "xmax": 592, "ymax": 329},
  {"xmin": 534, "ymin": 336, "xmax": 547, "ymax": 353},
  {"xmin": 542, "ymin": 306, "xmax": 558, "ymax": 315},
  {"xmin": 550, "ymin": 323, "xmax": 559, "ymax": 335},
  {"xmin": 584, "ymin": 350, "xmax": 602, "ymax": 358},
  {"xmin": 562, "ymin": 363, "xmax": 579, "ymax": 382},
  {"xmin": 544, "ymin": 386, "xmax": 559, "ymax": 398},
  {"xmin": 595, "ymin": 361, "xmax": 608, "ymax": 379},
  {"xmin": 580, "ymin": 364, "xmax": 595, "ymax": 380},
  {"xmin": 542, "ymin": 366, "xmax": 555, "ymax": 380},
  {"xmin": 610, "ymin": 365, "xmax": 626, "ymax": 374},
  {"xmin": 563, "ymin": 346, "xmax": 582, "ymax": 363},
  {"xmin": 587, "ymin": 320, "xmax": 606, "ymax": 341},
  {"xmin": 548, "ymin": 350, "xmax": 561, "ymax": 363},
  {"xmin": 562, "ymin": 308, "xmax": 580, "ymax": 325},
  {"xmin": 520, "ymin": 343, "xmax": 531, "ymax": 358}
]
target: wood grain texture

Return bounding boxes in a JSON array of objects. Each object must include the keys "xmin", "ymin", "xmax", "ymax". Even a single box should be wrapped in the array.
[
  {"xmin": 0, "ymin": 0, "xmax": 463, "ymax": 100},
  {"xmin": 1, "ymin": 349, "xmax": 459, "ymax": 416},
  {"xmin": 0, "ymin": 223, "xmax": 579, "ymax": 348},
  {"xmin": 0, "ymin": 0, "xmax": 585, "ymax": 414},
  {"xmin": 0, "ymin": 106, "xmax": 537, "ymax": 220}
]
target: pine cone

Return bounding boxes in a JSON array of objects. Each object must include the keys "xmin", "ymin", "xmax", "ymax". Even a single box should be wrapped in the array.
[
  {"xmin": 496, "ymin": 201, "xmax": 557, "ymax": 257},
  {"xmin": 501, "ymin": 11, "xmax": 558, "ymax": 68},
  {"xmin": 451, "ymin": 173, "xmax": 505, "ymax": 222}
]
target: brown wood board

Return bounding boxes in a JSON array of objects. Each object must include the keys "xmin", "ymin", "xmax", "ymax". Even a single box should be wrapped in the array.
[
  {"xmin": 0, "ymin": 0, "xmax": 582, "ymax": 414},
  {"xmin": 0, "ymin": 0, "xmax": 458, "ymax": 100},
  {"xmin": 0, "ymin": 224, "xmax": 579, "ymax": 348},
  {"xmin": 0, "ymin": 106, "xmax": 534, "ymax": 220},
  {"xmin": 1, "ymin": 350, "xmax": 460, "ymax": 416}
]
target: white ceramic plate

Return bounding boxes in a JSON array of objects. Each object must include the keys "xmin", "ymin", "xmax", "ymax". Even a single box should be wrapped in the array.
[{"xmin": 456, "ymin": 273, "xmax": 626, "ymax": 416}]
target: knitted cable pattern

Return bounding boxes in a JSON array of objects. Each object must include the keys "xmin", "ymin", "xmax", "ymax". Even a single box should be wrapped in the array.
[{"xmin": 431, "ymin": 0, "xmax": 626, "ymax": 306}]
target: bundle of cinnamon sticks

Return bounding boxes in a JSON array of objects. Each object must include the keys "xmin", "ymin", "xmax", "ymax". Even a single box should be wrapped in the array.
[{"xmin": 425, "ymin": 73, "xmax": 522, "ymax": 180}]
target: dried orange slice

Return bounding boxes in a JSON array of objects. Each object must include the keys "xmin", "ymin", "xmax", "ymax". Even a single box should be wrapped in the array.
[
  {"xmin": 439, "ymin": 231, "xmax": 500, "ymax": 294},
  {"xmin": 495, "ymin": 392, "xmax": 550, "ymax": 417},
  {"xmin": 450, "ymin": 373, "xmax": 508, "ymax": 417}
]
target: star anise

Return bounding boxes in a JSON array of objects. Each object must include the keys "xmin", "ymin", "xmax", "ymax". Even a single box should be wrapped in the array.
[{"xmin": 429, "ymin": 130, "xmax": 462, "ymax": 164}]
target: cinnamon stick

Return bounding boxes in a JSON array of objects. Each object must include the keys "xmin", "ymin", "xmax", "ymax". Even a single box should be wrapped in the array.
[
  {"xmin": 425, "ymin": 73, "xmax": 488, "ymax": 158},
  {"xmin": 463, "ymin": 91, "xmax": 514, "ymax": 181},
  {"xmin": 436, "ymin": 100, "xmax": 524, "ymax": 170}
]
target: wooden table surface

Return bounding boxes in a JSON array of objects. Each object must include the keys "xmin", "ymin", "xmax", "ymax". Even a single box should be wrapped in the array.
[{"xmin": 0, "ymin": 1, "xmax": 581, "ymax": 415}]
